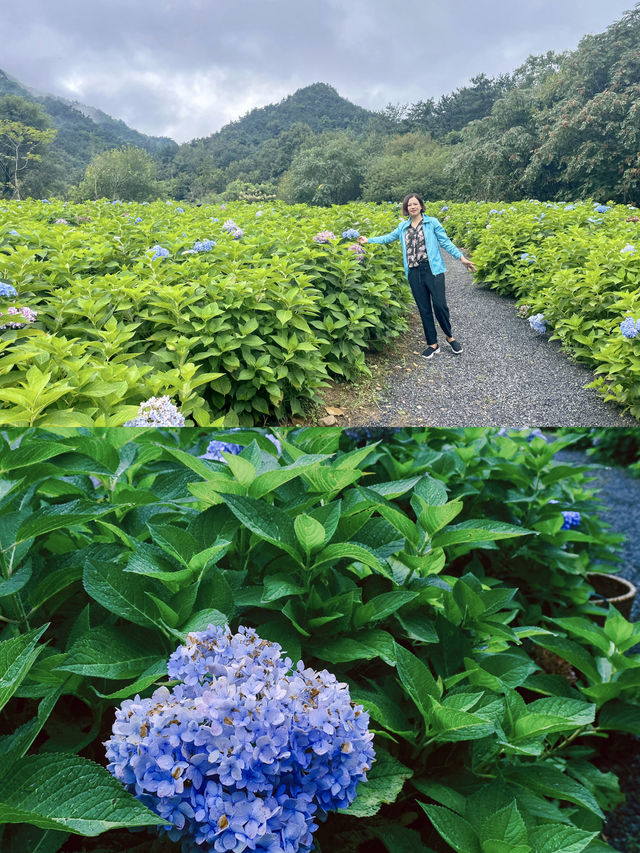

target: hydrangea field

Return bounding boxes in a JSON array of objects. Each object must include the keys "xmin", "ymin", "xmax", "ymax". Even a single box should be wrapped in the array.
[
  {"xmin": 1, "ymin": 426, "xmax": 639, "ymax": 853},
  {"xmin": 440, "ymin": 199, "xmax": 640, "ymax": 417},
  {"xmin": 2, "ymin": 197, "xmax": 639, "ymax": 426},
  {"xmin": 0, "ymin": 199, "xmax": 412, "ymax": 427}
]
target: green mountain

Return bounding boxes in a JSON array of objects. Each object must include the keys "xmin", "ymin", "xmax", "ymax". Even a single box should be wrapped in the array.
[
  {"xmin": 182, "ymin": 82, "xmax": 380, "ymax": 169},
  {"xmin": 0, "ymin": 67, "xmax": 178, "ymax": 181}
]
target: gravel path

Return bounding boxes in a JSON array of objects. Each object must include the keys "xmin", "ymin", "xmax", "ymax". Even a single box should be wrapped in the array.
[
  {"xmin": 556, "ymin": 447, "xmax": 640, "ymax": 621},
  {"xmin": 369, "ymin": 260, "xmax": 639, "ymax": 427}
]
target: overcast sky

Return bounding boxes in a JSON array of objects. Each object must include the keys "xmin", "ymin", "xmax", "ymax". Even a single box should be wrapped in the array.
[{"xmin": 2, "ymin": 0, "xmax": 635, "ymax": 144}]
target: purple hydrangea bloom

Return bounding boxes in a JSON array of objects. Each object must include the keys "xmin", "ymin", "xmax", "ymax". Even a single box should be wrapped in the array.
[
  {"xmin": 54, "ymin": 218, "xmax": 68, "ymax": 225},
  {"xmin": 0, "ymin": 282, "xmax": 18, "ymax": 298},
  {"xmin": 342, "ymin": 228, "xmax": 360, "ymax": 240},
  {"xmin": 312, "ymin": 231, "xmax": 335, "ymax": 244},
  {"xmin": 620, "ymin": 317, "xmax": 639, "ymax": 339},
  {"xmin": 105, "ymin": 626, "xmax": 374, "ymax": 853},
  {"xmin": 561, "ymin": 510, "xmax": 581, "ymax": 530},
  {"xmin": 529, "ymin": 313, "xmax": 547, "ymax": 334},
  {"xmin": 124, "ymin": 396, "xmax": 185, "ymax": 427},
  {"xmin": 222, "ymin": 219, "xmax": 242, "ymax": 239},
  {"xmin": 0, "ymin": 306, "xmax": 37, "ymax": 329}
]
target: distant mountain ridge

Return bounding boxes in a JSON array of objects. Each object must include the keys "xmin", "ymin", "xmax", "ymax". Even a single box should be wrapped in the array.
[
  {"xmin": 183, "ymin": 82, "xmax": 380, "ymax": 167},
  {"xmin": 0, "ymin": 67, "xmax": 178, "ymax": 172}
]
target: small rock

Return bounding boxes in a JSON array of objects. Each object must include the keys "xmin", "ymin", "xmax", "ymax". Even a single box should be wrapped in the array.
[{"xmin": 320, "ymin": 415, "xmax": 337, "ymax": 426}]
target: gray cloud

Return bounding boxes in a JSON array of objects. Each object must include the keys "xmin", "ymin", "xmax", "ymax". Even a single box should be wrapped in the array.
[{"xmin": 2, "ymin": 0, "xmax": 634, "ymax": 142}]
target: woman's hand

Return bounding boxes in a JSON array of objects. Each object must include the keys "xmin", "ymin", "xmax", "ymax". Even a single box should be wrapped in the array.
[
  {"xmin": 461, "ymin": 256, "xmax": 476, "ymax": 272},
  {"xmin": 357, "ymin": 235, "xmax": 368, "ymax": 244}
]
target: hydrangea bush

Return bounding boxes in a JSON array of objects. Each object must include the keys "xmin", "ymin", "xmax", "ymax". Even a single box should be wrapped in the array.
[{"xmin": 105, "ymin": 625, "xmax": 375, "ymax": 853}]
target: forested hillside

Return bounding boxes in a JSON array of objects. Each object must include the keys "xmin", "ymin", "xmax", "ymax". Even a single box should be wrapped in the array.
[
  {"xmin": 2, "ymin": 5, "xmax": 638, "ymax": 203},
  {"xmin": 0, "ymin": 68, "xmax": 177, "ymax": 198}
]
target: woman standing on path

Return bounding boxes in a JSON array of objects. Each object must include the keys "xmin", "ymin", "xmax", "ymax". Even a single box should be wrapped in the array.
[{"xmin": 358, "ymin": 193, "xmax": 476, "ymax": 358}]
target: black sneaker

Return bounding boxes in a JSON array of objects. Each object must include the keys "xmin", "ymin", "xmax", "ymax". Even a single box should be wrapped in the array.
[
  {"xmin": 447, "ymin": 338, "xmax": 463, "ymax": 354},
  {"xmin": 421, "ymin": 346, "xmax": 440, "ymax": 359}
]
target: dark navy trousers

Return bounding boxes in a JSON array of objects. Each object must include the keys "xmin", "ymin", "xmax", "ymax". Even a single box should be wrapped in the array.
[{"xmin": 407, "ymin": 260, "xmax": 452, "ymax": 346}]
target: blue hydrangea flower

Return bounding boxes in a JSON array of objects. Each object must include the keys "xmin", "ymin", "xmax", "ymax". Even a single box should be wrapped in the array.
[
  {"xmin": 520, "ymin": 252, "xmax": 535, "ymax": 265},
  {"xmin": 342, "ymin": 228, "xmax": 360, "ymax": 240},
  {"xmin": 200, "ymin": 440, "xmax": 244, "ymax": 461},
  {"xmin": 201, "ymin": 432, "xmax": 281, "ymax": 460},
  {"xmin": 529, "ymin": 313, "xmax": 547, "ymax": 334},
  {"xmin": 620, "ymin": 317, "xmax": 640, "ymax": 338},
  {"xmin": 564, "ymin": 205, "xmax": 575, "ymax": 210},
  {"xmin": 594, "ymin": 204, "xmax": 610, "ymax": 213},
  {"xmin": 8, "ymin": 230, "xmax": 18, "ymax": 236},
  {"xmin": 256, "ymin": 210, "xmax": 263, "ymax": 217},
  {"xmin": 134, "ymin": 217, "xmax": 143, "ymax": 223},
  {"xmin": 0, "ymin": 282, "xmax": 18, "ymax": 298},
  {"xmin": 193, "ymin": 239, "xmax": 215, "ymax": 252},
  {"xmin": 150, "ymin": 245, "xmax": 170, "ymax": 260},
  {"xmin": 587, "ymin": 217, "xmax": 602, "ymax": 224},
  {"xmin": 176, "ymin": 207, "xmax": 184, "ymax": 213},
  {"xmin": 621, "ymin": 243, "xmax": 636, "ymax": 253},
  {"xmin": 561, "ymin": 510, "xmax": 581, "ymax": 529},
  {"xmin": 488, "ymin": 209, "xmax": 499, "ymax": 215},
  {"xmin": 105, "ymin": 626, "xmax": 374, "ymax": 853},
  {"xmin": 440, "ymin": 205, "xmax": 448, "ymax": 212},
  {"xmin": 41, "ymin": 199, "xmax": 50, "ymax": 203}
]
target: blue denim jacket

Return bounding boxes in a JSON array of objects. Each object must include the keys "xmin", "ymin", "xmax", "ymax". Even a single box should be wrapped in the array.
[{"xmin": 368, "ymin": 215, "xmax": 462, "ymax": 278}]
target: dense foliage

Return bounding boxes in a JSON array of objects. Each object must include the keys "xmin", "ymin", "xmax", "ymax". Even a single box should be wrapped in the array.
[{"xmin": 0, "ymin": 426, "xmax": 637, "ymax": 853}]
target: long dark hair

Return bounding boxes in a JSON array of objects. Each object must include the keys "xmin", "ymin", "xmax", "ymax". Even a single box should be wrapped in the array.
[{"xmin": 401, "ymin": 193, "xmax": 425, "ymax": 216}]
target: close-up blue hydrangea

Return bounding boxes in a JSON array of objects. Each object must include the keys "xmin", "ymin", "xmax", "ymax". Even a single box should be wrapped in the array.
[
  {"xmin": 105, "ymin": 626, "xmax": 374, "ymax": 853},
  {"xmin": 201, "ymin": 432, "xmax": 281, "ymax": 460},
  {"xmin": 561, "ymin": 510, "xmax": 581, "ymax": 530},
  {"xmin": 0, "ymin": 281, "xmax": 18, "ymax": 298},
  {"xmin": 594, "ymin": 204, "xmax": 610, "ymax": 213},
  {"xmin": 620, "ymin": 317, "xmax": 640, "ymax": 339},
  {"xmin": 529, "ymin": 313, "xmax": 547, "ymax": 334},
  {"xmin": 200, "ymin": 440, "xmax": 244, "ymax": 461},
  {"xmin": 520, "ymin": 252, "xmax": 535, "ymax": 265},
  {"xmin": 342, "ymin": 228, "xmax": 360, "ymax": 239}
]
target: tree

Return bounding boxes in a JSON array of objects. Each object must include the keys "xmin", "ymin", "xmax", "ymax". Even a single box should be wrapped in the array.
[
  {"xmin": 361, "ymin": 133, "xmax": 454, "ymax": 202},
  {"xmin": 0, "ymin": 96, "xmax": 56, "ymax": 199},
  {"xmin": 278, "ymin": 134, "xmax": 366, "ymax": 205},
  {"xmin": 74, "ymin": 145, "xmax": 159, "ymax": 201}
]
